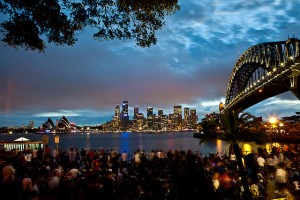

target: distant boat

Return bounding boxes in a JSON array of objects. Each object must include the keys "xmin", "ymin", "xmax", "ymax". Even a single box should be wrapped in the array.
[{"xmin": 35, "ymin": 131, "xmax": 50, "ymax": 135}]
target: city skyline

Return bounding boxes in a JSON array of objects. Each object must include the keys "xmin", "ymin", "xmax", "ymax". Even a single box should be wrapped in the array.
[
  {"xmin": 10, "ymin": 101, "xmax": 199, "ymax": 128},
  {"xmin": 1, "ymin": 0, "xmax": 300, "ymax": 127}
]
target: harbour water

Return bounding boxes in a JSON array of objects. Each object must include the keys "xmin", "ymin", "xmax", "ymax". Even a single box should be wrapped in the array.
[{"xmin": 0, "ymin": 132, "xmax": 275, "ymax": 156}]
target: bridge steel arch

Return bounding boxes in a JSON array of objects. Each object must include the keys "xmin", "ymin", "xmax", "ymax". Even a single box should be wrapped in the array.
[{"xmin": 224, "ymin": 38, "xmax": 300, "ymax": 112}]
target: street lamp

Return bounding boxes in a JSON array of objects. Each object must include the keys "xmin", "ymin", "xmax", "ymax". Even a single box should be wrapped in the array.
[
  {"xmin": 278, "ymin": 122, "xmax": 285, "ymax": 133},
  {"xmin": 269, "ymin": 117, "xmax": 277, "ymax": 125},
  {"xmin": 54, "ymin": 135, "xmax": 59, "ymax": 151},
  {"xmin": 268, "ymin": 117, "xmax": 278, "ymax": 133}
]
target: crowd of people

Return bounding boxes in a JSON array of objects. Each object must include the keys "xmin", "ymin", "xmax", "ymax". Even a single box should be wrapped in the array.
[{"xmin": 1, "ymin": 144, "xmax": 300, "ymax": 200}]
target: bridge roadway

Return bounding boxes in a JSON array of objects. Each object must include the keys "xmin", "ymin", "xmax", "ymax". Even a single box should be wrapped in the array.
[{"xmin": 224, "ymin": 38, "xmax": 300, "ymax": 112}]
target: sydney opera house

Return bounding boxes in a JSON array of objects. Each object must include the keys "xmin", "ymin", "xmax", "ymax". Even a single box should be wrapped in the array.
[{"xmin": 39, "ymin": 116, "xmax": 77, "ymax": 134}]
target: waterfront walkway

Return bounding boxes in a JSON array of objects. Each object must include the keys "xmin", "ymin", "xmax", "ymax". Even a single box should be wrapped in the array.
[{"xmin": 0, "ymin": 145, "xmax": 299, "ymax": 199}]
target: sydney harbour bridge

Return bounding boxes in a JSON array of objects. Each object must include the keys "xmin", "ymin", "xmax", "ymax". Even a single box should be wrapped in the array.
[{"xmin": 224, "ymin": 38, "xmax": 300, "ymax": 112}]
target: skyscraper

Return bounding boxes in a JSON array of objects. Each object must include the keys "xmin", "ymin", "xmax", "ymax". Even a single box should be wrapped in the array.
[
  {"xmin": 113, "ymin": 104, "xmax": 121, "ymax": 129},
  {"xmin": 121, "ymin": 100, "xmax": 129, "ymax": 130},
  {"xmin": 158, "ymin": 109, "xmax": 163, "ymax": 116},
  {"xmin": 134, "ymin": 106, "xmax": 139, "ymax": 118},
  {"xmin": 147, "ymin": 107, "xmax": 154, "ymax": 129},
  {"xmin": 115, "ymin": 104, "xmax": 120, "ymax": 118},
  {"xmin": 174, "ymin": 105, "xmax": 182, "ymax": 117},
  {"xmin": 122, "ymin": 100, "xmax": 128, "ymax": 116},
  {"xmin": 174, "ymin": 105, "xmax": 182, "ymax": 130},
  {"xmin": 190, "ymin": 109, "xmax": 197, "ymax": 125},
  {"xmin": 147, "ymin": 107, "xmax": 153, "ymax": 118},
  {"xmin": 184, "ymin": 107, "xmax": 189, "ymax": 122}
]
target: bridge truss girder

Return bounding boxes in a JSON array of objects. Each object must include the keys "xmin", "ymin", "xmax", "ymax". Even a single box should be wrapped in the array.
[{"xmin": 225, "ymin": 38, "xmax": 300, "ymax": 112}]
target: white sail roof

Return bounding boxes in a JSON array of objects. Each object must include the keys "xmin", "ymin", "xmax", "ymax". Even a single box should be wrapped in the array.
[{"xmin": 14, "ymin": 137, "xmax": 30, "ymax": 142}]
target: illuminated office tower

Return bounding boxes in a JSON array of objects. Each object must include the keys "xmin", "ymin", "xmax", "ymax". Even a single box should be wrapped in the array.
[
  {"xmin": 113, "ymin": 104, "xmax": 121, "ymax": 129},
  {"xmin": 190, "ymin": 109, "xmax": 198, "ymax": 125},
  {"xmin": 136, "ymin": 113, "xmax": 145, "ymax": 131},
  {"xmin": 183, "ymin": 107, "xmax": 190, "ymax": 129},
  {"xmin": 173, "ymin": 105, "xmax": 182, "ymax": 130},
  {"xmin": 147, "ymin": 107, "xmax": 154, "ymax": 129},
  {"xmin": 184, "ymin": 107, "xmax": 189, "ymax": 122},
  {"xmin": 122, "ymin": 100, "xmax": 128, "ymax": 115},
  {"xmin": 132, "ymin": 106, "xmax": 140, "ymax": 130},
  {"xmin": 134, "ymin": 106, "xmax": 139, "ymax": 118},
  {"xmin": 121, "ymin": 100, "xmax": 129, "ymax": 130},
  {"xmin": 158, "ymin": 109, "xmax": 163, "ymax": 116},
  {"xmin": 173, "ymin": 105, "xmax": 182, "ymax": 117},
  {"xmin": 156, "ymin": 109, "xmax": 163, "ymax": 130},
  {"xmin": 147, "ymin": 107, "xmax": 153, "ymax": 118},
  {"xmin": 115, "ymin": 104, "xmax": 120, "ymax": 118},
  {"xmin": 160, "ymin": 114, "xmax": 168, "ymax": 131}
]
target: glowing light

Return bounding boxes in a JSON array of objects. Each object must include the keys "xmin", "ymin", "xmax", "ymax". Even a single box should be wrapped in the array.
[
  {"xmin": 216, "ymin": 139, "xmax": 223, "ymax": 155},
  {"xmin": 243, "ymin": 143, "xmax": 252, "ymax": 155},
  {"xmin": 269, "ymin": 117, "xmax": 277, "ymax": 124}
]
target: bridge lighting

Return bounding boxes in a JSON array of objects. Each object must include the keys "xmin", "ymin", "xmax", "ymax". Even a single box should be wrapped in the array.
[
  {"xmin": 219, "ymin": 102, "xmax": 224, "ymax": 112},
  {"xmin": 273, "ymin": 68, "xmax": 277, "ymax": 72},
  {"xmin": 259, "ymin": 89, "xmax": 263, "ymax": 93},
  {"xmin": 267, "ymin": 72, "xmax": 272, "ymax": 76},
  {"xmin": 262, "ymin": 76, "xmax": 265, "ymax": 79},
  {"xmin": 280, "ymin": 62, "xmax": 284, "ymax": 66},
  {"xmin": 290, "ymin": 56, "xmax": 294, "ymax": 60}
]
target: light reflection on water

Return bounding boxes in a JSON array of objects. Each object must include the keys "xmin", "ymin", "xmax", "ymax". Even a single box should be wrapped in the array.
[
  {"xmin": 0, "ymin": 132, "xmax": 281, "ymax": 156},
  {"xmin": 85, "ymin": 133, "xmax": 90, "ymax": 149}
]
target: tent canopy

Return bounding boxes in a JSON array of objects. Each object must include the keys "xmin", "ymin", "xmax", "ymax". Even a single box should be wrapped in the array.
[{"xmin": 14, "ymin": 137, "xmax": 30, "ymax": 142}]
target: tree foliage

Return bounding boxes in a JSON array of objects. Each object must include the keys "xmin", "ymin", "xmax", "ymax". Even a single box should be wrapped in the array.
[
  {"xmin": 200, "ymin": 109, "xmax": 270, "ymax": 145},
  {"xmin": 0, "ymin": 0, "xmax": 180, "ymax": 52}
]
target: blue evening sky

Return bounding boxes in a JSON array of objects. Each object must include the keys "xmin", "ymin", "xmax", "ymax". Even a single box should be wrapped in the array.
[{"xmin": 1, "ymin": 0, "xmax": 300, "ymax": 127}]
